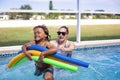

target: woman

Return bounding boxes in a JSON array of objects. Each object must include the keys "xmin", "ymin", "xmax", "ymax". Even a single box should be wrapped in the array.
[{"xmin": 50, "ymin": 26, "xmax": 75, "ymax": 57}]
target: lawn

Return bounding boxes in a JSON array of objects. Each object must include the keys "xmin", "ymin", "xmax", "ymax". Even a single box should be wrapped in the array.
[
  {"xmin": 0, "ymin": 24, "xmax": 120, "ymax": 46},
  {"xmin": 81, "ymin": 24, "xmax": 120, "ymax": 40}
]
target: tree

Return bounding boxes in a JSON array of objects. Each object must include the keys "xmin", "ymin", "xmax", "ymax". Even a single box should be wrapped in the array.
[
  {"xmin": 9, "ymin": 8, "xmax": 19, "ymax": 19},
  {"xmin": 49, "ymin": 0, "xmax": 53, "ymax": 10},
  {"xmin": 48, "ymin": 0, "xmax": 59, "ymax": 19},
  {"xmin": 20, "ymin": 4, "xmax": 32, "ymax": 10},
  {"xmin": 20, "ymin": 4, "xmax": 32, "ymax": 20},
  {"xmin": 48, "ymin": 0, "xmax": 53, "ymax": 19}
]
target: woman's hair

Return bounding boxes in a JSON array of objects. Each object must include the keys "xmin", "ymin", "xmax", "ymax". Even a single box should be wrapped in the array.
[
  {"xmin": 59, "ymin": 26, "xmax": 69, "ymax": 34},
  {"xmin": 33, "ymin": 25, "xmax": 51, "ymax": 41}
]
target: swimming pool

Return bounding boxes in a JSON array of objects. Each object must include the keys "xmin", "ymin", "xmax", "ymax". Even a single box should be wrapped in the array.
[{"xmin": 0, "ymin": 45, "xmax": 120, "ymax": 80}]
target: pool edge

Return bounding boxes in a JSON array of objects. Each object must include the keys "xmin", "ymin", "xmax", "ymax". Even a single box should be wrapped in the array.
[{"xmin": 0, "ymin": 39, "xmax": 120, "ymax": 53}]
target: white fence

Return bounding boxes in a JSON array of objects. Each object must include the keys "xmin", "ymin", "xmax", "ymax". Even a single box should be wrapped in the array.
[{"xmin": 0, "ymin": 19, "xmax": 120, "ymax": 28}]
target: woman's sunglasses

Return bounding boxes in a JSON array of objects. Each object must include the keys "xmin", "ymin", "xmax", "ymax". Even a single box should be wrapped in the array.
[{"xmin": 57, "ymin": 31, "xmax": 66, "ymax": 36}]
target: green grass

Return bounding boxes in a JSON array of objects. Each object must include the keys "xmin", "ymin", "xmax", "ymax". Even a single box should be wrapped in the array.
[
  {"xmin": 81, "ymin": 24, "xmax": 120, "ymax": 40},
  {"xmin": 0, "ymin": 24, "xmax": 120, "ymax": 46}
]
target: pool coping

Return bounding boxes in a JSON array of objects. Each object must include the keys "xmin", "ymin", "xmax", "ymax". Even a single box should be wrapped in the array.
[
  {"xmin": 74, "ymin": 39, "xmax": 120, "ymax": 48},
  {"xmin": 0, "ymin": 39, "xmax": 120, "ymax": 54}
]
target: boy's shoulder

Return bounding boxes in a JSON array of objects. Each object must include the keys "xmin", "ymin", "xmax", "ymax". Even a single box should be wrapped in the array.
[{"xmin": 24, "ymin": 40, "xmax": 35, "ymax": 46}]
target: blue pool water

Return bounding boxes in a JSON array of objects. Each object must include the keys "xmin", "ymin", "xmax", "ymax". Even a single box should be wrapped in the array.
[{"xmin": 0, "ymin": 45, "xmax": 120, "ymax": 80}]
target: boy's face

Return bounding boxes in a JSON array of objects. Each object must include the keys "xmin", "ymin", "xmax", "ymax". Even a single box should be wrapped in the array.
[{"xmin": 33, "ymin": 28, "xmax": 47, "ymax": 41}]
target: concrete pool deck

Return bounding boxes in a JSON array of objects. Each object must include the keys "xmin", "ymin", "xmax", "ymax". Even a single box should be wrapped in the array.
[{"xmin": 0, "ymin": 39, "xmax": 120, "ymax": 53}]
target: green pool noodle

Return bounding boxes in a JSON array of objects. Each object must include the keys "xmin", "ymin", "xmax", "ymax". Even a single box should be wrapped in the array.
[
  {"xmin": 43, "ymin": 58, "xmax": 78, "ymax": 72},
  {"xmin": 12, "ymin": 57, "xmax": 28, "ymax": 67},
  {"xmin": 12, "ymin": 56, "xmax": 78, "ymax": 72}
]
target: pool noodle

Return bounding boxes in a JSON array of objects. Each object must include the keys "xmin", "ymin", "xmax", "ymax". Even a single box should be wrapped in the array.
[
  {"xmin": 13, "ymin": 56, "xmax": 78, "ymax": 72},
  {"xmin": 52, "ymin": 53, "xmax": 89, "ymax": 68},
  {"xmin": 9, "ymin": 50, "xmax": 78, "ymax": 72},
  {"xmin": 19, "ymin": 45, "xmax": 89, "ymax": 68},
  {"xmin": 8, "ymin": 50, "xmax": 41, "ymax": 68},
  {"xmin": 18, "ymin": 45, "xmax": 47, "ymax": 53}
]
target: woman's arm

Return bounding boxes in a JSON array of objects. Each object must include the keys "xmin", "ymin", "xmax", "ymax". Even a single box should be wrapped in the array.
[{"xmin": 60, "ymin": 41, "xmax": 75, "ymax": 52}]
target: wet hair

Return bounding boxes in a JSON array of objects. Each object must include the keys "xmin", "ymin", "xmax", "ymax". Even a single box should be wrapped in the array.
[
  {"xmin": 33, "ymin": 25, "xmax": 51, "ymax": 41},
  {"xmin": 59, "ymin": 26, "xmax": 69, "ymax": 34}
]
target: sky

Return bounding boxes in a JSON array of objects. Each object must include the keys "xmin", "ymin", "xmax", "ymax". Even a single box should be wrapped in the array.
[{"xmin": 0, "ymin": 0, "xmax": 120, "ymax": 12}]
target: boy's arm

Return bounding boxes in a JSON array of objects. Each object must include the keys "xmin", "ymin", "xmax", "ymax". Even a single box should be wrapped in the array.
[
  {"xmin": 22, "ymin": 41, "xmax": 35, "ymax": 60},
  {"xmin": 42, "ymin": 42, "xmax": 57, "ymax": 56},
  {"xmin": 38, "ymin": 42, "xmax": 57, "ymax": 62}
]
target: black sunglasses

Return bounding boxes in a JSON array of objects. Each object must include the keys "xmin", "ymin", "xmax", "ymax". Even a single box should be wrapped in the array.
[{"xmin": 57, "ymin": 31, "xmax": 66, "ymax": 36}]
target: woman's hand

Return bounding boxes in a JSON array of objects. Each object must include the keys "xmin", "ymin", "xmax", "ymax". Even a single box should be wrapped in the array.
[{"xmin": 59, "ymin": 47, "xmax": 66, "ymax": 52}]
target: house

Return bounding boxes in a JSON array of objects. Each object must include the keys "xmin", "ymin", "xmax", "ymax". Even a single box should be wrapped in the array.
[
  {"xmin": 58, "ymin": 13, "xmax": 76, "ymax": 19},
  {"xmin": 30, "ymin": 15, "xmax": 45, "ymax": 20},
  {"xmin": 0, "ymin": 15, "xmax": 9, "ymax": 20}
]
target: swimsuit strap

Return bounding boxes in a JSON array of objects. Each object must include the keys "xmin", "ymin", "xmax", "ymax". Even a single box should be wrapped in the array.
[{"xmin": 57, "ymin": 40, "xmax": 68, "ymax": 48}]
